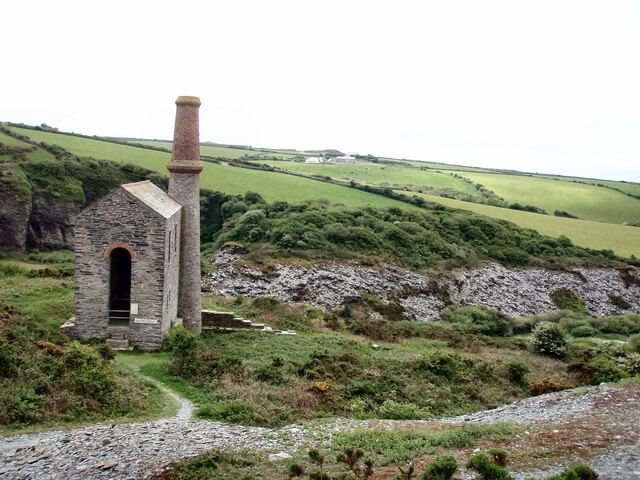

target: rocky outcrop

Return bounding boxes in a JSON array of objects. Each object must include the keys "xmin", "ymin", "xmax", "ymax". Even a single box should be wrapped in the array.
[
  {"xmin": 0, "ymin": 186, "xmax": 31, "ymax": 251},
  {"xmin": 26, "ymin": 194, "xmax": 76, "ymax": 250},
  {"xmin": 203, "ymin": 246, "xmax": 640, "ymax": 320},
  {"xmin": 0, "ymin": 185, "xmax": 76, "ymax": 251}
]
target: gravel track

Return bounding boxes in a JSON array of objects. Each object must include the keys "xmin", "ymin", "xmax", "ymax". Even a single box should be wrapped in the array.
[{"xmin": 1, "ymin": 383, "xmax": 638, "ymax": 479}]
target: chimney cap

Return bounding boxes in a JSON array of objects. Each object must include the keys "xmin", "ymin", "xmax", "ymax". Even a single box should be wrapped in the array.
[{"xmin": 175, "ymin": 96, "xmax": 201, "ymax": 106}]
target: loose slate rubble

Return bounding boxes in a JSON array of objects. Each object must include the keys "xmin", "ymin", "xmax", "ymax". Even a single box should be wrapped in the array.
[
  {"xmin": 1, "ymin": 384, "xmax": 639, "ymax": 479},
  {"xmin": 204, "ymin": 247, "xmax": 640, "ymax": 320}
]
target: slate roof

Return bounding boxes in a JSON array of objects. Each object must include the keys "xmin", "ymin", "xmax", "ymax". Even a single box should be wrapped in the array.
[{"xmin": 120, "ymin": 181, "xmax": 181, "ymax": 219}]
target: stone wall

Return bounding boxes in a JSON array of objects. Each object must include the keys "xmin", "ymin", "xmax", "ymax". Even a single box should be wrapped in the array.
[
  {"xmin": 204, "ymin": 246, "xmax": 640, "ymax": 320},
  {"xmin": 74, "ymin": 188, "xmax": 177, "ymax": 350}
]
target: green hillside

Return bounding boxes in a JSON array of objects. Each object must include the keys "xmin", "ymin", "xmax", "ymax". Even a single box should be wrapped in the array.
[
  {"xmin": 131, "ymin": 139, "xmax": 296, "ymax": 160},
  {"xmin": 405, "ymin": 191, "xmax": 640, "ymax": 258},
  {"xmin": 7, "ymin": 126, "xmax": 639, "ymax": 259},
  {"xmin": 259, "ymin": 160, "xmax": 481, "ymax": 195},
  {"xmin": 463, "ymin": 171, "xmax": 640, "ymax": 224},
  {"xmin": 8, "ymin": 127, "xmax": 408, "ymax": 208},
  {"xmin": 534, "ymin": 174, "xmax": 640, "ymax": 198}
]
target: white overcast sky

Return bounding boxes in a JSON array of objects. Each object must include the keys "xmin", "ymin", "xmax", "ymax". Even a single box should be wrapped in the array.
[{"xmin": 3, "ymin": 1, "xmax": 639, "ymax": 181}]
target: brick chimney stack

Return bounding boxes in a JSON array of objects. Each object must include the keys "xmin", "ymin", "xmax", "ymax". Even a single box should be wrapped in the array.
[{"xmin": 168, "ymin": 96, "xmax": 202, "ymax": 333}]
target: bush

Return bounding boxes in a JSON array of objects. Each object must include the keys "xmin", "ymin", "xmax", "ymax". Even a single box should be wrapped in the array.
[
  {"xmin": 505, "ymin": 361, "xmax": 529, "ymax": 385},
  {"xmin": 421, "ymin": 455, "xmax": 458, "ymax": 480},
  {"xmin": 599, "ymin": 315, "xmax": 640, "ymax": 335},
  {"xmin": 440, "ymin": 306, "xmax": 513, "ymax": 337},
  {"xmin": 197, "ymin": 401, "xmax": 256, "ymax": 424},
  {"xmin": 628, "ymin": 335, "xmax": 640, "ymax": 353},
  {"xmin": 488, "ymin": 449, "xmax": 508, "ymax": 467},
  {"xmin": 528, "ymin": 379, "xmax": 572, "ymax": 396},
  {"xmin": 570, "ymin": 325, "xmax": 596, "ymax": 338},
  {"xmin": 621, "ymin": 353, "xmax": 640, "ymax": 375},
  {"xmin": 550, "ymin": 289, "xmax": 587, "ymax": 314},
  {"xmin": 466, "ymin": 454, "xmax": 513, "ymax": 480},
  {"xmin": 548, "ymin": 463, "xmax": 598, "ymax": 480},
  {"xmin": 531, "ymin": 322, "xmax": 568, "ymax": 358},
  {"xmin": 584, "ymin": 357, "xmax": 627, "ymax": 384}
]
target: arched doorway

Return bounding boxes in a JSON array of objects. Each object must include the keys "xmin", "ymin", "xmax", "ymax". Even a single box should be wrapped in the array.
[{"xmin": 109, "ymin": 247, "xmax": 131, "ymax": 326}]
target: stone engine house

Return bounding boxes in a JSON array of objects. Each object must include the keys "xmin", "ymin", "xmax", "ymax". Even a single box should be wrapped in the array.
[{"xmin": 64, "ymin": 96, "xmax": 203, "ymax": 351}]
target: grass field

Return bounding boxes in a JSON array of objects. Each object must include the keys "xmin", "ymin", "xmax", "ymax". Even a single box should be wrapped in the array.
[
  {"xmin": 132, "ymin": 139, "xmax": 296, "ymax": 160},
  {"xmin": 463, "ymin": 172, "xmax": 640, "ymax": 224},
  {"xmin": 9, "ymin": 127, "xmax": 409, "ymax": 208},
  {"xmin": 0, "ymin": 130, "xmax": 31, "ymax": 147},
  {"xmin": 258, "ymin": 160, "xmax": 481, "ymax": 194},
  {"xmin": 533, "ymin": 174, "xmax": 640, "ymax": 198},
  {"xmin": 405, "ymin": 191, "xmax": 640, "ymax": 258}
]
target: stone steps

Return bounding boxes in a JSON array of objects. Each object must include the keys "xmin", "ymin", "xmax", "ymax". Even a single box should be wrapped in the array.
[{"xmin": 200, "ymin": 310, "xmax": 296, "ymax": 336}]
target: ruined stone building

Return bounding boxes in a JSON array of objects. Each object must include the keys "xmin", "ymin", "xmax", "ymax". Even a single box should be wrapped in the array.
[{"xmin": 62, "ymin": 97, "xmax": 203, "ymax": 350}]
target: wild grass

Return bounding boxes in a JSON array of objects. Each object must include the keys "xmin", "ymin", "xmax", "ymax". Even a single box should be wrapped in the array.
[{"xmin": 332, "ymin": 424, "xmax": 518, "ymax": 466}]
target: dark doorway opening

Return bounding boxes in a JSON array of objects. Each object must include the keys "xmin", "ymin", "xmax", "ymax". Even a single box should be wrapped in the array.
[{"xmin": 109, "ymin": 248, "xmax": 131, "ymax": 326}]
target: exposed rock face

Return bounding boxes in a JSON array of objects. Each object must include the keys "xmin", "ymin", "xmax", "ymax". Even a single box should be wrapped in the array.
[
  {"xmin": 0, "ymin": 188, "xmax": 31, "ymax": 251},
  {"xmin": 0, "ymin": 186, "xmax": 77, "ymax": 251},
  {"xmin": 204, "ymin": 246, "xmax": 640, "ymax": 320},
  {"xmin": 26, "ymin": 194, "xmax": 76, "ymax": 250}
]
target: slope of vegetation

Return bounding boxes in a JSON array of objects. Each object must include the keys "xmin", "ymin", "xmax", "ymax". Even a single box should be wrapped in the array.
[
  {"xmin": 216, "ymin": 198, "xmax": 625, "ymax": 269},
  {"xmin": 137, "ymin": 293, "xmax": 640, "ymax": 432},
  {"xmin": 131, "ymin": 139, "xmax": 299, "ymax": 160},
  {"xmin": 463, "ymin": 171, "xmax": 640, "ymax": 224},
  {"xmin": 8, "ymin": 127, "xmax": 408, "ymax": 209},
  {"xmin": 0, "ymin": 252, "xmax": 174, "ymax": 433},
  {"xmin": 405, "ymin": 191, "xmax": 640, "ymax": 259}
]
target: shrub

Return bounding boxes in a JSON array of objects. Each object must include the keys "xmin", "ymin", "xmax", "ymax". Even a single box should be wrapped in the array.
[
  {"xmin": 505, "ymin": 361, "xmax": 529, "ymax": 385},
  {"xmin": 164, "ymin": 326, "xmax": 203, "ymax": 377},
  {"xmin": 550, "ymin": 289, "xmax": 587, "ymax": 314},
  {"xmin": 197, "ymin": 401, "xmax": 256, "ymax": 424},
  {"xmin": 531, "ymin": 322, "xmax": 568, "ymax": 358},
  {"xmin": 628, "ymin": 335, "xmax": 640, "ymax": 353},
  {"xmin": 599, "ymin": 315, "xmax": 640, "ymax": 335},
  {"xmin": 584, "ymin": 357, "xmax": 627, "ymax": 384},
  {"xmin": 488, "ymin": 449, "xmax": 508, "ymax": 467},
  {"xmin": 548, "ymin": 463, "xmax": 598, "ymax": 480},
  {"xmin": 440, "ymin": 306, "xmax": 513, "ymax": 337},
  {"xmin": 570, "ymin": 325, "xmax": 596, "ymax": 338},
  {"xmin": 621, "ymin": 353, "xmax": 640, "ymax": 375},
  {"xmin": 254, "ymin": 365, "xmax": 284, "ymax": 384},
  {"xmin": 528, "ymin": 379, "xmax": 572, "ymax": 396},
  {"xmin": 421, "ymin": 455, "xmax": 457, "ymax": 480},
  {"xmin": 466, "ymin": 454, "xmax": 513, "ymax": 480}
]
